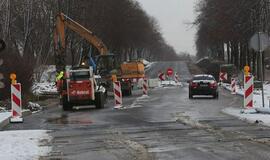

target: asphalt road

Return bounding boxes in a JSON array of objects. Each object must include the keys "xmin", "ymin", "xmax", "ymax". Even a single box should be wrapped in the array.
[{"xmin": 5, "ymin": 61, "xmax": 270, "ymax": 160}]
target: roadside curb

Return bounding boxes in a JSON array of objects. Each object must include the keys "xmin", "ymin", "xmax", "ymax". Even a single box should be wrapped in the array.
[
  {"xmin": 222, "ymin": 84, "xmax": 244, "ymax": 97},
  {"xmin": 0, "ymin": 117, "xmax": 10, "ymax": 129},
  {"xmin": 221, "ymin": 107, "xmax": 269, "ymax": 127},
  {"xmin": 0, "ymin": 110, "xmax": 32, "ymax": 130}
]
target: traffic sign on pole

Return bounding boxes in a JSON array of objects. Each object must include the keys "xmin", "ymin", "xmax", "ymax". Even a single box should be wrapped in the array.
[
  {"xmin": 249, "ymin": 32, "xmax": 268, "ymax": 108},
  {"xmin": 167, "ymin": 68, "xmax": 173, "ymax": 76},
  {"xmin": 158, "ymin": 72, "xmax": 165, "ymax": 81},
  {"xmin": 219, "ymin": 72, "xmax": 228, "ymax": 82},
  {"xmin": 250, "ymin": 32, "xmax": 269, "ymax": 52}
]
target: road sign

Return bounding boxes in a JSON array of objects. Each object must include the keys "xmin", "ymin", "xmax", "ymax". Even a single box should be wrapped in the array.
[
  {"xmin": 219, "ymin": 72, "xmax": 228, "ymax": 81},
  {"xmin": 167, "ymin": 68, "xmax": 173, "ymax": 76},
  {"xmin": 250, "ymin": 32, "xmax": 268, "ymax": 108},
  {"xmin": 158, "ymin": 72, "xmax": 165, "ymax": 81},
  {"xmin": 174, "ymin": 72, "xmax": 180, "ymax": 82},
  {"xmin": 250, "ymin": 32, "xmax": 269, "ymax": 52}
]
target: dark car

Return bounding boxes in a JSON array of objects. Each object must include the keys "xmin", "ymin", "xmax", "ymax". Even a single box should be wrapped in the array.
[{"xmin": 188, "ymin": 74, "xmax": 218, "ymax": 99}]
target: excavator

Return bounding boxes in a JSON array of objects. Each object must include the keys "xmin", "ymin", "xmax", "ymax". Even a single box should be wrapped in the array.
[
  {"xmin": 54, "ymin": 13, "xmax": 110, "ymax": 110},
  {"xmin": 54, "ymin": 13, "xmax": 145, "ymax": 110}
]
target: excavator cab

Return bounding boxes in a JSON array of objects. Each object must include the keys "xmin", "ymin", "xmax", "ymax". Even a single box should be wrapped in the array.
[{"xmin": 95, "ymin": 54, "xmax": 119, "ymax": 77}]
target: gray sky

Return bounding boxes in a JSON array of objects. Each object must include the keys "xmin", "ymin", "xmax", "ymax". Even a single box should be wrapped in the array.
[{"xmin": 136, "ymin": 0, "xmax": 197, "ymax": 55}]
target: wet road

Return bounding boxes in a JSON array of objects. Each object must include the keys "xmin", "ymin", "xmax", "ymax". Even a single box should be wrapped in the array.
[{"xmin": 5, "ymin": 61, "xmax": 270, "ymax": 160}]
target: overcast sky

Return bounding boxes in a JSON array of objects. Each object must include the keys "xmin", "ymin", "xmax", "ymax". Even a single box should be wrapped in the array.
[{"xmin": 136, "ymin": 0, "xmax": 198, "ymax": 55}]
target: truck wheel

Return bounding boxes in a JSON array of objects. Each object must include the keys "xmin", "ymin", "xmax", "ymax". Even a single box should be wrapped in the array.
[
  {"xmin": 62, "ymin": 96, "xmax": 72, "ymax": 111},
  {"xmin": 95, "ymin": 92, "xmax": 105, "ymax": 109}
]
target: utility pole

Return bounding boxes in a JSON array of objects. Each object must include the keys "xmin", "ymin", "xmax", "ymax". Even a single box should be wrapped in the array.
[{"xmin": 258, "ymin": 32, "xmax": 265, "ymax": 108}]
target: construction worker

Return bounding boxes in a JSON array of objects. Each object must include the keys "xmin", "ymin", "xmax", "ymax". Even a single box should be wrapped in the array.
[{"xmin": 56, "ymin": 71, "xmax": 64, "ymax": 92}]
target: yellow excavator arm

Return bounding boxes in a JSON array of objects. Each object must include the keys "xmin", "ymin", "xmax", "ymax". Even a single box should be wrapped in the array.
[
  {"xmin": 54, "ymin": 13, "xmax": 109, "ymax": 73},
  {"xmin": 54, "ymin": 13, "xmax": 108, "ymax": 55}
]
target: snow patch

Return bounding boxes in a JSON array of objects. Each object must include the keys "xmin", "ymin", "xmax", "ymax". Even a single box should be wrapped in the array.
[
  {"xmin": 160, "ymin": 80, "xmax": 183, "ymax": 88},
  {"xmin": 222, "ymin": 82, "xmax": 270, "ymax": 126},
  {"xmin": 27, "ymin": 102, "xmax": 43, "ymax": 113},
  {"xmin": 0, "ymin": 130, "xmax": 52, "ymax": 160},
  {"xmin": 222, "ymin": 82, "xmax": 270, "ymax": 108},
  {"xmin": 0, "ymin": 112, "xmax": 11, "ymax": 122},
  {"xmin": 123, "ymin": 95, "xmax": 150, "ymax": 109},
  {"xmin": 223, "ymin": 107, "xmax": 270, "ymax": 126},
  {"xmin": 32, "ymin": 82, "xmax": 57, "ymax": 96}
]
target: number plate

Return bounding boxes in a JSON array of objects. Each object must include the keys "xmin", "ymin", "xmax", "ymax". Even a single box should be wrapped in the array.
[{"xmin": 200, "ymin": 84, "xmax": 208, "ymax": 87}]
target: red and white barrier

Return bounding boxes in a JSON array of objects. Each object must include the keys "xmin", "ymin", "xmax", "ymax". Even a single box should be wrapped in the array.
[
  {"xmin": 174, "ymin": 73, "xmax": 180, "ymax": 82},
  {"xmin": 244, "ymin": 75, "xmax": 254, "ymax": 108},
  {"xmin": 10, "ymin": 83, "xmax": 23, "ymax": 123},
  {"xmin": 231, "ymin": 78, "xmax": 236, "ymax": 94},
  {"xmin": 143, "ymin": 78, "xmax": 148, "ymax": 95},
  {"xmin": 158, "ymin": 72, "xmax": 165, "ymax": 81},
  {"xmin": 113, "ymin": 81, "xmax": 122, "ymax": 108},
  {"xmin": 219, "ymin": 72, "xmax": 228, "ymax": 82}
]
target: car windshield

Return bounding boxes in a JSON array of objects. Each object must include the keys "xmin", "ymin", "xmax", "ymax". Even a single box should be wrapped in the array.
[{"xmin": 193, "ymin": 75, "xmax": 215, "ymax": 81}]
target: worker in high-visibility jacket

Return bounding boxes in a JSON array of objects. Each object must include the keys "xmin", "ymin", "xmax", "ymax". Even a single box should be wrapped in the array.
[{"xmin": 56, "ymin": 71, "xmax": 64, "ymax": 92}]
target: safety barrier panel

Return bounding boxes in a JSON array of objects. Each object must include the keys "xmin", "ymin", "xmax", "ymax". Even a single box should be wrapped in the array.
[
  {"xmin": 231, "ymin": 78, "xmax": 236, "ymax": 94},
  {"xmin": 244, "ymin": 75, "xmax": 254, "ymax": 108},
  {"xmin": 10, "ymin": 83, "xmax": 23, "ymax": 123},
  {"xmin": 113, "ymin": 81, "xmax": 122, "ymax": 108},
  {"xmin": 143, "ymin": 78, "xmax": 148, "ymax": 95}
]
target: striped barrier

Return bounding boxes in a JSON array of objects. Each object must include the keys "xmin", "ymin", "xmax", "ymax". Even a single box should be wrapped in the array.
[
  {"xmin": 113, "ymin": 81, "xmax": 122, "ymax": 108},
  {"xmin": 244, "ymin": 75, "xmax": 254, "ymax": 108},
  {"xmin": 231, "ymin": 78, "xmax": 236, "ymax": 94},
  {"xmin": 10, "ymin": 83, "xmax": 23, "ymax": 123},
  {"xmin": 143, "ymin": 78, "xmax": 148, "ymax": 95},
  {"xmin": 219, "ymin": 72, "xmax": 228, "ymax": 82},
  {"xmin": 174, "ymin": 73, "xmax": 180, "ymax": 82}
]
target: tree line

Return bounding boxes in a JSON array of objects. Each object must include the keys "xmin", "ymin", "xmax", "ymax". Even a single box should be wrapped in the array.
[
  {"xmin": 0, "ymin": 0, "xmax": 180, "ymax": 100},
  {"xmin": 195, "ymin": 0, "xmax": 270, "ymax": 79}
]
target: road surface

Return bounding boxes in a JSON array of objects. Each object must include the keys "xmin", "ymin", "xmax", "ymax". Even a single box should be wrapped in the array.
[{"xmin": 5, "ymin": 61, "xmax": 270, "ymax": 160}]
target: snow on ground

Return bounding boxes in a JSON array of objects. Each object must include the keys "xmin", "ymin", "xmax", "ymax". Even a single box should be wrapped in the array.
[
  {"xmin": 32, "ymin": 65, "xmax": 58, "ymax": 96},
  {"xmin": 223, "ymin": 107, "xmax": 270, "ymax": 126},
  {"xmin": 32, "ymin": 82, "xmax": 58, "ymax": 96},
  {"xmin": 222, "ymin": 82, "xmax": 270, "ymax": 126},
  {"xmin": 222, "ymin": 82, "xmax": 270, "ymax": 108},
  {"xmin": 125, "ymin": 95, "xmax": 150, "ymax": 109},
  {"xmin": 37, "ymin": 65, "xmax": 56, "ymax": 83},
  {"xmin": 0, "ymin": 130, "xmax": 51, "ymax": 160},
  {"xmin": 160, "ymin": 80, "xmax": 183, "ymax": 87},
  {"xmin": 0, "ymin": 112, "xmax": 11, "ymax": 122}
]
